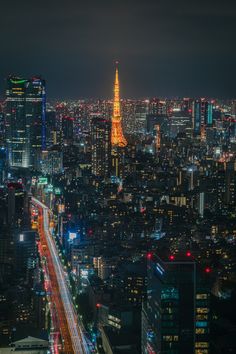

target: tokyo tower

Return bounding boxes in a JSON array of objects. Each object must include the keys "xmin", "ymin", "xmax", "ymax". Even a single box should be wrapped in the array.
[{"xmin": 111, "ymin": 62, "xmax": 127, "ymax": 147}]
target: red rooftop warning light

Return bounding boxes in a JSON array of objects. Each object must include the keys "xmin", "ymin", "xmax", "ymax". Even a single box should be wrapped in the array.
[
  {"xmin": 169, "ymin": 255, "xmax": 175, "ymax": 261},
  {"xmin": 205, "ymin": 267, "xmax": 211, "ymax": 273},
  {"xmin": 186, "ymin": 251, "xmax": 192, "ymax": 257},
  {"xmin": 147, "ymin": 252, "xmax": 152, "ymax": 260}
]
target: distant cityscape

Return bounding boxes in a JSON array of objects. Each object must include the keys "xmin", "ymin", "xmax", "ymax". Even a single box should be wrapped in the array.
[{"xmin": 0, "ymin": 65, "xmax": 236, "ymax": 354}]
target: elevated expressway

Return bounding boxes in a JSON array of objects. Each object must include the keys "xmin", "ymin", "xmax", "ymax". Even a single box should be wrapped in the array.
[{"xmin": 32, "ymin": 197, "xmax": 90, "ymax": 354}]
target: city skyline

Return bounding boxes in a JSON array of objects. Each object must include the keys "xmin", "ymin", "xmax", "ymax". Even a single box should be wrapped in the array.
[
  {"xmin": 1, "ymin": 1, "xmax": 236, "ymax": 353},
  {"xmin": 1, "ymin": 0, "xmax": 236, "ymax": 99}
]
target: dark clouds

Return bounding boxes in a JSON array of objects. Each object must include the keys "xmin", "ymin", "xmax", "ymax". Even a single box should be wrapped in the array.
[{"xmin": 0, "ymin": 0, "xmax": 236, "ymax": 98}]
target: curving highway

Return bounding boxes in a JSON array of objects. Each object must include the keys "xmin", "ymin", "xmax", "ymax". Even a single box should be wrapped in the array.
[{"xmin": 32, "ymin": 197, "xmax": 90, "ymax": 354}]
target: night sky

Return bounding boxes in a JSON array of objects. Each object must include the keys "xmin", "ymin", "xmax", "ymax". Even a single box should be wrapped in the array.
[{"xmin": 1, "ymin": 0, "xmax": 236, "ymax": 99}]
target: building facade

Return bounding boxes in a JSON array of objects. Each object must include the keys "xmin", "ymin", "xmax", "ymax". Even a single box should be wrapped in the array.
[
  {"xmin": 91, "ymin": 117, "xmax": 111, "ymax": 178},
  {"xmin": 142, "ymin": 255, "xmax": 211, "ymax": 354},
  {"xmin": 5, "ymin": 76, "xmax": 46, "ymax": 168}
]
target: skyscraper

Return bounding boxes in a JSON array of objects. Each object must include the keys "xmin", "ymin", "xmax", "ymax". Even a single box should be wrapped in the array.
[
  {"xmin": 91, "ymin": 117, "xmax": 111, "ymax": 177},
  {"xmin": 135, "ymin": 100, "xmax": 149, "ymax": 133},
  {"xmin": 62, "ymin": 116, "xmax": 74, "ymax": 145},
  {"xmin": 111, "ymin": 63, "xmax": 127, "ymax": 147},
  {"xmin": 27, "ymin": 77, "xmax": 46, "ymax": 154},
  {"xmin": 0, "ymin": 147, "xmax": 7, "ymax": 183},
  {"xmin": 45, "ymin": 109, "xmax": 57, "ymax": 147},
  {"xmin": 192, "ymin": 100, "xmax": 202, "ymax": 136},
  {"xmin": 192, "ymin": 100, "xmax": 213, "ymax": 136},
  {"xmin": 5, "ymin": 76, "xmax": 46, "ymax": 168},
  {"xmin": 142, "ymin": 254, "xmax": 211, "ymax": 354}
]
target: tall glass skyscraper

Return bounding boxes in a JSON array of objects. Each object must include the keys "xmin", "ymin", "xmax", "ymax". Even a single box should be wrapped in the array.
[{"xmin": 5, "ymin": 76, "xmax": 46, "ymax": 168}]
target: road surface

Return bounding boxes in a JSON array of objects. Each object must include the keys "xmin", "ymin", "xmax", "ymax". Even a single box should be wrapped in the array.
[{"xmin": 32, "ymin": 197, "xmax": 90, "ymax": 354}]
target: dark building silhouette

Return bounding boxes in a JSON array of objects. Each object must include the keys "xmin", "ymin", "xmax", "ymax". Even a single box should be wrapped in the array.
[
  {"xmin": 142, "ymin": 254, "xmax": 211, "ymax": 354},
  {"xmin": 91, "ymin": 117, "xmax": 111, "ymax": 178}
]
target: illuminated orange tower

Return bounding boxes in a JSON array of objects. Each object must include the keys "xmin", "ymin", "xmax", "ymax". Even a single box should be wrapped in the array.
[
  {"xmin": 155, "ymin": 124, "xmax": 161, "ymax": 150},
  {"xmin": 111, "ymin": 62, "xmax": 127, "ymax": 147}
]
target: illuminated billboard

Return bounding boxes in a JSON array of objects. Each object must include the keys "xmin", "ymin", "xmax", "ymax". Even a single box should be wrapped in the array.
[
  {"xmin": 38, "ymin": 177, "xmax": 48, "ymax": 185},
  {"xmin": 54, "ymin": 187, "xmax": 61, "ymax": 195},
  {"xmin": 58, "ymin": 204, "xmax": 65, "ymax": 214},
  {"xmin": 69, "ymin": 232, "xmax": 77, "ymax": 241},
  {"xmin": 47, "ymin": 184, "xmax": 53, "ymax": 192}
]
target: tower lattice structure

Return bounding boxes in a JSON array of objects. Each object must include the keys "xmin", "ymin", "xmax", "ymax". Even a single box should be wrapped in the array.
[{"xmin": 111, "ymin": 63, "xmax": 127, "ymax": 147}]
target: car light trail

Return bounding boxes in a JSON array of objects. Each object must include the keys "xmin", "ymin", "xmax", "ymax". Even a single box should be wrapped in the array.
[{"xmin": 32, "ymin": 197, "xmax": 90, "ymax": 354}]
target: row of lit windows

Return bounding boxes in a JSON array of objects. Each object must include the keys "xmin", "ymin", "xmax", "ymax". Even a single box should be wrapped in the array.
[
  {"xmin": 129, "ymin": 289, "xmax": 139, "ymax": 294},
  {"xmin": 163, "ymin": 335, "xmax": 179, "ymax": 342},
  {"xmin": 196, "ymin": 321, "xmax": 208, "ymax": 328},
  {"xmin": 108, "ymin": 320, "xmax": 121, "ymax": 329},
  {"xmin": 195, "ymin": 342, "xmax": 209, "ymax": 348},
  {"xmin": 197, "ymin": 308, "xmax": 209, "ymax": 314},
  {"xmin": 196, "ymin": 294, "xmax": 208, "ymax": 300},
  {"xmin": 196, "ymin": 328, "xmax": 208, "ymax": 334}
]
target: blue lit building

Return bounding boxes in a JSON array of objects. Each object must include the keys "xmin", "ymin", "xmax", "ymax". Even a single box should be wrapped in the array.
[
  {"xmin": 5, "ymin": 76, "xmax": 46, "ymax": 169},
  {"xmin": 142, "ymin": 255, "xmax": 211, "ymax": 354},
  {"xmin": 193, "ymin": 100, "xmax": 201, "ymax": 135},
  {"xmin": 0, "ymin": 147, "xmax": 7, "ymax": 183},
  {"xmin": 193, "ymin": 100, "xmax": 213, "ymax": 135},
  {"xmin": 205, "ymin": 102, "xmax": 213, "ymax": 126}
]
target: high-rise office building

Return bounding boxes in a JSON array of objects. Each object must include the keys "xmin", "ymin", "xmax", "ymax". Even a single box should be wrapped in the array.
[
  {"xmin": 62, "ymin": 116, "xmax": 74, "ymax": 145},
  {"xmin": 205, "ymin": 102, "xmax": 213, "ymax": 126},
  {"xmin": 5, "ymin": 76, "xmax": 46, "ymax": 168},
  {"xmin": 146, "ymin": 114, "xmax": 159, "ymax": 134},
  {"xmin": 142, "ymin": 254, "xmax": 211, "ymax": 354},
  {"xmin": 91, "ymin": 117, "xmax": 111, "ymax": 177},
  {"xmin": 0, "ymin": 103, "xmax": 5, "ymax": 146},
  {"xmin": 193, "ymin": 100, "xmax": 202, "ymax": 136},
  {"xmin": 7, "ymin": 182, "xmax": 27, "ymax": 228},
  {"xmin": 0, "ymin": 187, "xmax": 14, "ymax": 285},
  {"xmin": 0, "ymin": 147, "xmax": 7, "ymax": 183},
  {"xmin": 135, "ymin": 100, "xmax": 149, "ymax": 133},
  {"xmin": 45, "ymin": 109, "xmax": 57, "ymax": 147},
  {"xmin": 192, "ymin": 100, "xmax": 213, "ymax": 136},
  {"xmin": 15, "ymin": 231, "xmax": 37, "ymax": 275}
]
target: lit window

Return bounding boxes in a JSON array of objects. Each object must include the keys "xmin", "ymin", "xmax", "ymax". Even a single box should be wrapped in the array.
[
  {"xmin": 196, "ymin": 294, "xmax": 208, "ymax": 300},
  {"xmin": 163, "ymin": 336, "xmax": 173, "ymax": 341},
  {"xmin": 196, "ymin": 321, "xmax": 208, "ymax": 328},
  {"xmin": 195, "ymin": 342, "xmax": 209, "ymax": 348},
  {"xmin": 197, "ymin": 308, "xmax": 209, "ymax": 314},
  {"xmin": 196, "ymin": 328, "xmax": 206, "ymax": 334}
]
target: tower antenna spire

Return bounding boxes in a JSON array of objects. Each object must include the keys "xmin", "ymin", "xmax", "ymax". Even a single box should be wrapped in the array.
[{"xmin": 111, "ymin": 62, "xmax": 127, "ymax": 147}]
